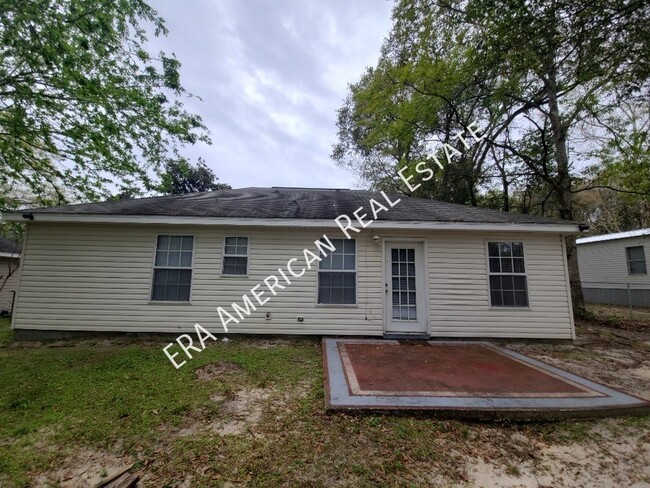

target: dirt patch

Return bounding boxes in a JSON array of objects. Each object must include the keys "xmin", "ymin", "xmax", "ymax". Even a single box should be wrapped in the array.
[
  {"xmin": 464, "ymin": 421, "xmax": 650, "ymax": 487},
  {"xmin": 481, "ymin": 324, "xmax": 650, "ymax": 487},
  {"xmin": 508, "ymin": 321, "xmax": 650, "ymax": 401},
  {"xmin": 251, "ymin": 338, "xmax": 292, "ymax": 349},
  {"xmin": 178, "ymin": 387, "xmax": 274, "ymax": 437},
  {"xmin": 631, "ymin": 365, "xmax": 650, "ymax": 382},
  {"xmin": 178, "ymin": 381, "xmax": 312, "ymax": 439},
  {"xmin": 212, "ymin": 388, "xmax": 271, "ymax": 435},
  {"xmin": 32, "ymin": 448, "xmax": 134, "ymax": 487},
  {"xmin": 194, "ymin": 361, "xmax": 244, "ymax": 381}
]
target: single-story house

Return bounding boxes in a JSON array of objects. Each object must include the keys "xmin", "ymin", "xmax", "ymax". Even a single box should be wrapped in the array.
[
  {"xmin": 4, "ymin": 187, "xmax": 581, "ymax": 339},
  {"xmin": 577, "ymin": 228, "xmax": 649, "ymax": 307},
  {"xmin": 0, "ymin": 236, "xmax": 21, "ymax": 315}
]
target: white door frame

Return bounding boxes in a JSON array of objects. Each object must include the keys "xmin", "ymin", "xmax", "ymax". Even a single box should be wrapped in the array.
[{"xmin": 383, "ymin": 239, "xmax": 429, "ymax": 334}]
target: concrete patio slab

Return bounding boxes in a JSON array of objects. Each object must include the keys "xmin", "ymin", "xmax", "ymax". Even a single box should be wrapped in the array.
[{"xmin": 323, "ymin": 338, "xmax": 650, "ymax": 420}]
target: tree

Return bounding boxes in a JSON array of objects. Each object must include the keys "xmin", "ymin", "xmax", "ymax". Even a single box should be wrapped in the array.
[
  {"xmin": 158, "ymin": 159, "xmax": 231, "ymax": 195},
  {"xmin": 333, "ymin": 39, "xmax": 492, "ymax": 205},
  {"xmin": 0, "ymin": 235, "xmax": 20, "ymax": 296},
  {"xmin": 0, "ymin": 0, "xmax": 210, "ymax": 211},
  {"xmin": 571, "ymin": 96, "xmax": 650, "ymax": 234},
  {"xmin": 334, "ymin": 0, "xmax": 650, "ymax": 315}
]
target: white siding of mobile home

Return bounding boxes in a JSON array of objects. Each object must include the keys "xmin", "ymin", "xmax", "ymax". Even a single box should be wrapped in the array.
[
  {"xmin": 577, "ymin": 235, "xmax": 650, "ymax": 288},
  {"xmin": 0, "ymin": 257, "xmax": 20, "ymax": 313},
  {"xmin": 11, "ymin": 223, "xmax": 574, "ymax": 339}
]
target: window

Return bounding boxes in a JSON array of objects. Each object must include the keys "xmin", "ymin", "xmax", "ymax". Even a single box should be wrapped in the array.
[
  {"xmin": 318, "ymin": 239, "xmax": 356, "ymax": 304},
  {"xmin": 488, "ymin": 241, "xmax": 529, "ymax": 307},
  {"xmin": 222, "ymin": 237, "xmax": 248, "ymax": 275},
  {"xmin": 626, "ymin": 246, "xmax": 647, "ymax": 275},
  {"xmin": 151, "ymin": 235, "xmax": 193, "ymax": 302}
]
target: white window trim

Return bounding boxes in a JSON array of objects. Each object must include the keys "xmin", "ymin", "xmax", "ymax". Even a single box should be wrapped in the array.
[
  {"xmin": 221, "ymin": 236, "xmax": 250, "ymax": 277},
  {"xmin": 316, "ymin": 238, "xmax": 358, "ymax": 306},
  {"xmin": 485, "ymin": 240, "xmax": 530, "ymax": 309},
  {"xmin": 149, "ymin": 234, "xmax": 195, "ymax": 304}
]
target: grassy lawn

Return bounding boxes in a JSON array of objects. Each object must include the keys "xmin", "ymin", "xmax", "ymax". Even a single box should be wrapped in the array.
[
  {"xmin": 1, "ymin": 316, "xmax": 649, "ymax": 487},
  {"xmin": 0, "ymin": 319, "xmax": 318, "ymax": 486}
]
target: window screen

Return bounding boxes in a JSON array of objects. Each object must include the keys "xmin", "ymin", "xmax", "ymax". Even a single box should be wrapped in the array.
[
  {"xmin": 223, "ymin": 237, "xmax": 249, "ymax": 275},
  {"xmin": 488, "ymin": 241, "xmax": 529, "ymax": 307},
  {"xmin": 318, "ymin": 239, "xmax": 356, "ymax": 304},
  {"xmin": 151, "ymin": 235, "xmax": 193, "ymax": 302},
  {"xmin": 626, "ymin": 246, "xmax": 647, "ymax": 275}
]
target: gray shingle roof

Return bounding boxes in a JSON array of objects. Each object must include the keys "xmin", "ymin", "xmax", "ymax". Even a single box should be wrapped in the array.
[{"xmin": 22, "ymin": 187, "xmax": 575, "ymax": 225}]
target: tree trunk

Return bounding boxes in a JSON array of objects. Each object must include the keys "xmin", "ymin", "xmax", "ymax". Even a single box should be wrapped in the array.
[
  {"xmin": 501, "ymin": 139, "xmax": 510, "ymax": 211},
  {"xmin": 544, "ymin": 64, "xmax": 587, "ymax": 317}
]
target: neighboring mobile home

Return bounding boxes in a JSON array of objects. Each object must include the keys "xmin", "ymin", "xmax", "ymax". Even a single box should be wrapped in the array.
[
  {"xmin": 5, "ymin": 187, "xmax": 580, "ymax": 339},
  {"xmin": 0, "ymin": 236, "xmax": 21, "ymax": 315},
  {"xmin": 577, "ymin": 229, "xmax": 650, "ymax": 307}
]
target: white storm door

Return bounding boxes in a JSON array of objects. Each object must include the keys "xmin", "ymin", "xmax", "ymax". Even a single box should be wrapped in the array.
[{"xmin": 384, "ymin": 242, "xmax": 428, "ymax": 333}]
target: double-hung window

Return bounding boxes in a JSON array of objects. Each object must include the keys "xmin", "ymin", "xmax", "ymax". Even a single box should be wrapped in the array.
[
  {"xmin": 626, "ymin": 246, "xmax": 647, "ymax": 275},
  {"xmin": 151, "ymin": 235, "xmax": 194, "ymax": 302},
  {"xmin": 318, "ymin": 239, "xmax": 356, "ymax": 304},
  {"xmin": 488, "ymin": 241, "xmax": 529, "ymax": 307},
  {"xmin": 222, "ymin": 237, "xmax": 249, "ymax": 275}
]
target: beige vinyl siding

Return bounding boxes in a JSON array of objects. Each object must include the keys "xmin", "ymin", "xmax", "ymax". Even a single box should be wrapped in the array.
[
  {"xmin": 12, "ymin": 223, "xmax": 573, "ymax": 339},
  {"xmin": 426, "ymin": 232, "xmax": 573, "ymax": 339},
  {"xmin": 577, "ymin": 236, "xmax": 650, "ymax": 288},
  {"xmin": 12, "ymin": 223, "xmax": 384, "ymax": 335},
  {"xmin": 0, "ymin": 257, "xmax": 20, "ymax": 312}
]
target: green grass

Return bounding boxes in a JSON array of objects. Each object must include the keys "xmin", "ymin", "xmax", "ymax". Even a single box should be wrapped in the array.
[
  {"xmin": 0, "ymin": 318, "xmax": 318, "ymax": 486},
  {"xmin": 0, "ymin": 316, "xmax": 14, "ymax": 345},
  {"xmin": 1, "ymin": 317, "xmax": 648, "ymax": 487}
]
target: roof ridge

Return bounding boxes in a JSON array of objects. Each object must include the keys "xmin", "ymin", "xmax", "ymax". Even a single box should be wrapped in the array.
[{"xmin": 271, "ymin": 186, "xmax": 351, "ymax": 191}]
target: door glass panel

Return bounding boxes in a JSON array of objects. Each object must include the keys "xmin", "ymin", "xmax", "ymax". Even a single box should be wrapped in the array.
[{"xmin": 391, "ymin": 247, "xmax": 417, "ymax": 320}]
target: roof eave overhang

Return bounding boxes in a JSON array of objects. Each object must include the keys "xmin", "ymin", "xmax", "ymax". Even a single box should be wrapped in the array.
[
  {"xmin": 577, "ymin": 231, "xmax": 650, "ymax": 245},
  {"xmin": 3, "ymin": 212, "xmax": 581, "ymax": 234}
]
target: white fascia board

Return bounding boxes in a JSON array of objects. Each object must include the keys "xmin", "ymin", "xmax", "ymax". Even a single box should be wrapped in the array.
[
  {"xmin": 3, "ymin": 212, "xmax": 580, "ymax": 234},
  {"xmin": 576, "ymin": 228, "xmax": 650, "ymax": 244},
  {"xmin": 0, "ymin": 252, "xmax": 19, "ymax": 258}
]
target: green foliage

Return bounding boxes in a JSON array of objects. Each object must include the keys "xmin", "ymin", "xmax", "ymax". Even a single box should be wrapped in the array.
[
  {"xmin": 0, "ymin": 317, "xmax": 13, "ymax": 345},
  {"xmin": 158, "ymin": 159, "xmax": 231, "ymax": 195},
  {"xmin": 334, "ymin": 0, "xmax": 649, "ymax": 221},
  {"xmin": 332, "ymin": 20, "xmax": 487, "ymax": 205},
  {"xmin": 572, "ymin": 93, "xmax": 650, "ymax": 232},
  {"xmin": 0, "ymin": 0, "xmax": 211, "ymax": 211},
  {"xmin": 591, "ymin": 96, "xmax": 650, "ymax": 196},
  {"xmin": 0, "ymin": 318, "xmax": 318, "ymax": 485}
]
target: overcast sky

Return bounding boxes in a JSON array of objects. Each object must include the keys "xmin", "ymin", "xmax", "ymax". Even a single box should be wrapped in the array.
[{"xmin": 149, "ymin": 0, "xmax": 394, "ymax": 190}]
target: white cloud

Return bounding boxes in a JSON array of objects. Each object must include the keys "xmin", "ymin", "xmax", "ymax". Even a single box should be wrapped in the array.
[{"xmin": 147, "ymin": 0, "xmax": 393, "ymax": 189}]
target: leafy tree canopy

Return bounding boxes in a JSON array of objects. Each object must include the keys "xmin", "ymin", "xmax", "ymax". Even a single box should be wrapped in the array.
[
  {"xmin": 334, "ymin": 0, "xmax": 649, "ymax": 216},
  {"xmin": 158, "ymin": 159, "xmax": 231, "ymax": 195},
  {"xmin": 0, "ymin": 0, "xmax": 211, "ymax": 211}
]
